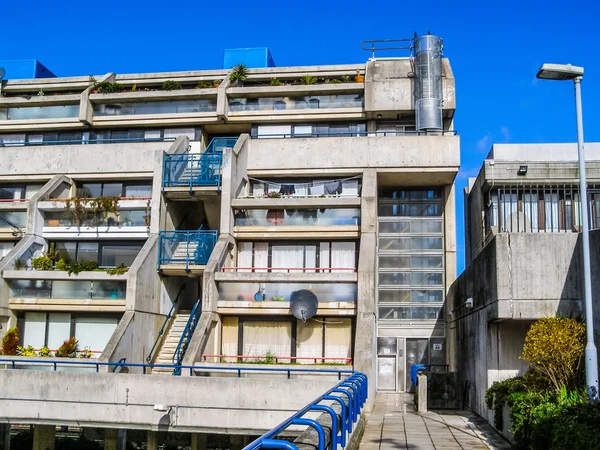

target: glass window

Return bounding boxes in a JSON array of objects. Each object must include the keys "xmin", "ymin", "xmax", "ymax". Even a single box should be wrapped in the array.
[
  {"xmin": 124, "ymin": 184, "xmax": 152, "ymax": 198},
  {"xmin": 0, "ymin": 241, "xmax": 15, "ymax": 259},
  {"xmin": 74, "ymin": 317, "xmax": 118, "ymax": 356},
  {"xmin": 78, "ymin": 242, "xmax": 99, "ymax": 263},
  {"xmin": 0, "ymin": 186, "xmax": 24, "ymax": 200},
  {"xmin": 9, "ymin": 280, "xmax": 52, "ymax": 298},
  {"xmin": 92, "ymin": 281, "xmax": 126, "ymax": 299},
  {"xmin": 55, "ymin": 242, "xmax": 77, "ymax": 263},
  {"xmin": 80, "ymin": 183, "xmax": 102, "ymax": 198},
  {"xmin": 47, "ymin": 313, "xmax": 71, "ymax": 350},
  {"xmin": 52, "ymin": 281, "xmax": 91, "ymax": 299},
  {"xmin": 101, "ymin": 244, "xmax": 142, "ymax": 267},
  {"xmin": 102, "ymin": 183, "xmax": 123, "ymax": 197},
  {"xmin": 0, "ymin": 211, "xmax": 27, "ymax": 228},
  {"xmin": 23, "ymin": 312, "xmax": 47, "ymax": 349}
]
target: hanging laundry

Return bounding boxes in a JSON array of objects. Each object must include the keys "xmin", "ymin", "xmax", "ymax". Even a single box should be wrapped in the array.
[
  {"xmin": 279, "ymin": 184, "xmax": 296, "ymax": 196},
  {"xmin": 324, "ymin": 181, "xmax": 342, "ymax": 195}
]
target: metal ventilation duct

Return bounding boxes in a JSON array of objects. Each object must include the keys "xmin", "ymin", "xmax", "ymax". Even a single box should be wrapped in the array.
[{"xmin": 414, "ymin": 35, "xmax": 443, "ymax": 131}]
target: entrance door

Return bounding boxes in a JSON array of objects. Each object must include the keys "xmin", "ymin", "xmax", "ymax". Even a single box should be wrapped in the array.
[
  {"xmin": 377, "ymin": 337, "xmax": 397, "ymax": 391},
  {"xmin": 405, "ymin": 338, "xmax": 429, "ymax": 392}
]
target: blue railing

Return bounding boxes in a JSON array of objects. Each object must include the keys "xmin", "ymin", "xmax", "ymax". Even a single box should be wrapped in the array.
[
  {"xmin": 244, "ymin": 372, "xmax": 368, "ymax": 450},
  {"xmin": 0, "ymin": 358, "xmax": 355, "ymax": 378},
  {"xmin": 158, "ymin": 229, "xmax": 218, "ymax": 271},
  {"xmin": 0, "ymin": 136, "xmax": 177, "ymax": 147},
  {"xmin": 162, "ymin": 137, "xmax": 238, "ymax": 193},
  {"xmin": 172, "ymin": 299, "xmax": 201, "ymax": 375},
  {"xmin": 146, "ymin": 284, "xmax": 186, "ymax": 363}
]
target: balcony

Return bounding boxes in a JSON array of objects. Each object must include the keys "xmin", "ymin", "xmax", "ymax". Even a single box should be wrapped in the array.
[
  {"xmin": 162, "ymin": 137, "xmax": 237, "ymax": 198},
  {"xmin": 158, "ymin": 229, "xmax": 218, "ymax": 275},
  {"xmin": 42, "ymin": 208, "xmax": 149, "ymax": 239}
]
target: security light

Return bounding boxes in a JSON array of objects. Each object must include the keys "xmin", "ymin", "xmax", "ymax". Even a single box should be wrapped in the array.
[
  {"xmin": 536, "ymin": 63, "xmax": 584, "ymax": 81},
  {"xmin": 517, "ymin": 165, "xmax": 528, "ymax": 175}
]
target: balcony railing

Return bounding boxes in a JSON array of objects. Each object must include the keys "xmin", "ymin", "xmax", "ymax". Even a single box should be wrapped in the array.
[
  {"xmin": 9, "ymin": 280, "xmax": 126, "ymax": 300},
  {"xmin": 0, "ymin": 136, "xmax": 177, "ymax": 147},
  {"xmin": 0, "ymin": 104, "xmax": 79, "ymax": 120},
  {"xmin": 228, "ymin": 94, "xmax": 364, "ymax": 112},
  {"xmin": 162, "ymin": 137, "xmax": 237, "ymax": 192},
  {"xmin": 234, "ymin": 208, "xmax": 360, "ymax": 227},
  {"xmin": 250, "ymin": 129, "xmax": 458, "ymax": 139},
  {"xmin": 158, "ymin": 229, "xmax": 218, "ymax": 270}
]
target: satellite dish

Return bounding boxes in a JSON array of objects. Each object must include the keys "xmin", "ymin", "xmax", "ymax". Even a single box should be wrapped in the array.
[
  {"xmin": 290, "ymin": 290, "xmax": 318, "ymax": 321},
  {"xmin": 0, "ymin": 68, "xmax": 5, "ymax": 80}
]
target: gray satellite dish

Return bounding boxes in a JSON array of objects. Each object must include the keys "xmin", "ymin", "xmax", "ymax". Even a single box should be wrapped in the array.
[
  {"xmin": 0, "ymin": 68, "xmax": 6, "ymax": 80},
  {"xmin": 290, "ymin": 290, "xmax": 318, "ymax": 321}
]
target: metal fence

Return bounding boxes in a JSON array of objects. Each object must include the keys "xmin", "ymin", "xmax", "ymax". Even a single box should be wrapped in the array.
[{"xmin": 158, "ymin": 229, "xmax": 218, "ymax": 270}]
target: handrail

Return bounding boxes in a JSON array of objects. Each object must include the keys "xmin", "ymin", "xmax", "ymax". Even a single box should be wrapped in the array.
[
  {"xmin": 221, "ymin": 267, "xmax": 356, "ymax": 273},
  {"xmin": 146, "ymin": 283, "xmax": 186, "ymax": 363},
  {"xmin": 202, "ymin": 354, "xmax": 352, "ymax": 364},
  {"xmin": 251, "ymin": 130, "xmax": 457, "ymax": 139},
  {"xmin": 158, "ymin": 229, "xmax": 218, "ymax": 271},
  {"xmin": 361, "ymin": 38, "xmax": 413, "ymax": 59},
  {"xmin": 244, "ymin": 372, "xmax": 368, "ymax": 450},
  {"xmin": 172, "ymin": 299, "xmax": 201, "ymax": 375},
  {"xmin": 0, "ymin": 358, "xmax": 356, "ymax": 378},
  {"xmin": 0, "ymin": 136, "xmax": 177, "ymax": 147}
]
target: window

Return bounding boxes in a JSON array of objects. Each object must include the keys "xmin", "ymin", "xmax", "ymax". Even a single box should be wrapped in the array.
[
  {"xmin": 77, "ymin": 181, "xmax": 152, "ymax": 198},
  {"xmin": 50, "ymin": 241, "xmax": 143, "ymax": 267}
]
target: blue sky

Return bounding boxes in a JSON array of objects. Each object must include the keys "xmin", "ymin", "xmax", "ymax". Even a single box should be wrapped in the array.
[{"xmin": 3, "ymin": 0, "xmax": 600, "ymax": 273}]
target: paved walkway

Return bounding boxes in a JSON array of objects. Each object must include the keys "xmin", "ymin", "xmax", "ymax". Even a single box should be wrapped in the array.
[{"xmin": 358, "ymin": 393, "xmax": 511, "ymax": 450}]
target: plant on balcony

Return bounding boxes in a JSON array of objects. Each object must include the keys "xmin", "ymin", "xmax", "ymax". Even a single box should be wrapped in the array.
[
  {"xmin": 143, "ymin": 199, "xmax": 151, "ymax": 227},
  {"xmin": 17, "ymin": 345, "xmax": 36, "ymax": 357},
  {"xmin": 55, "ymin": 337, "xmax": 79, "ymax": 358},
  {"xmin": 1, "ymin": 327, "xmax": 19, "ymax": 355},
  {"xmin": 161, "ymin": 80, "xmax": 182, "ymax": 91},
  {"xmin": 106, "ymin": 263, "xmax": 128, "ymax": 276},
  {"xmin": 67, "ymin": 260, "xmax": 98, "ymax": 276},
  {"xmin": 197, "ymin": 80, "xmax": 214, "ymax": 89},
  {"xmin": 229, "ymin": 63, "xmax": 248, "ymax": 86},
  {"xmin": 55, "ymin": 258, "xmax": 67, "ymax": 271},
  {"xmin": 265, "ymin": 192, "xmax": 281, "ymax": 199},
  {"xmin": 93, "ymin": 81, "xmax": 125, "ymax": 94},
  {"xmin": 13, "ymin": 258, "xmax": 24, "ymax": 270},
  {"xmin": 78, "ymin": 347, "xmax": 94, "ymax": 359},
  {"xmin": 341, "ymin": 75, "xmax": 352, "ymax": 83},
  {"xmin": 354, "ymin": 70, "xmax": 364, "ymax": 83},
  {"xmin": 64, "ymin": 196, "xmax": 120, "ymax": 227},
  {"xmin": 323, "ymin": 78, "xmax": 342, "ymax": 84},
  {"xmin": 213, "ymin": 80, "xmax": 222, "ymax": 88},
  {"xmin": 38, "ymin": 346, "xmax": 53, "ymax": 357},
  {"xmin": 269, "ymin": 77, "xmax": 282, "ymax": 86},
  {"xmin": 300, "ymin": 75, "xmax": 317, "ymax": 85},
  {"xmin": 32, "ymin": 254, "xmax": 54, "ymax": 271}
]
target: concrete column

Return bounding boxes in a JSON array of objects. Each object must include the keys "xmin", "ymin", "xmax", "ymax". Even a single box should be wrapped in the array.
[
  {"xmin": 104, "ymin": 429, "xmax": 118, "ymax": 450},
  {"xmin": 147, "ymin": 431, "xmax": 158, "ymax": 450},
  {"xmin": 230, "ymin": 435, "xmax": 244, "ymax": 450},
  {"xmin": 32, "ymin": 425, "xmax": 55, "ymax": 450},
  {"xmin": 1, "ymin": 423, "xmax": 10, "ymax": 450},
  {"xmin": 191, "ymin": 433, "xmax": 207, "ymax": 450}
]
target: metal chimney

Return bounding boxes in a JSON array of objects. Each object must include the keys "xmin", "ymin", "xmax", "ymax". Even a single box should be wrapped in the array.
[{"xmin": 414, "ymin": 34, "xmax": 443, "ymax": 131}]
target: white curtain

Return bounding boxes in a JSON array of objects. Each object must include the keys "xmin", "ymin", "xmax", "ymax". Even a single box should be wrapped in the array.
[
  {"xmin": 237, "ymin": 242, "xmax": 253, "ymax": 272},
  {"xmin": 545, "ymin": 192, "xmax": 559, "ymax": 232},
  {"xmin": 23, "ymin": 312, "xmax": 46, "ymax": 349},
  {"xmin": 243, "ymin": 321, "xmax": 291, "ymax": 360},
  {"xmin": 272, "ymin": 245, "xmax": 304, "ymax": 272},
  {"xmin": 47, "ymin": 313, "xmax": 71, "ymax": 350},
  {"xmin": 254, "ymin": 243, "xmax": 269, "ymax": 273},
  {"xmin": 74, "ymin": 317, "xmax": 118, "ymax": 358},
  {"xmin": 319, "ymin": 242, "xmax": 330, "ymax": 273},
  {"xmin": 296, "ymin": 320, "xmax": 323, "ymax": 363},
  {"xmin": 331, "ymin": 242, "xmax": 355, "ymax": 270},
  {"xmin": 500, "ymin": 192, "xmax": 518, "ymax": 232},
  {"xmin": 523, "ymin": 193, "xmax": 539, "ymax": 232},
  {"xmin": 257, "ymin": 125, "xmax": 292, "ymax": 139},
  {"xmin": 305, "ymin": 246, "xmax": 316, "ymax": 272},
  {"xmin": 221, "ymin": 317, "xmax": 238, "ymax": 362},
  {"xmin": 324, "ymin": 318, "xmax": 352, "ymax": 361}
]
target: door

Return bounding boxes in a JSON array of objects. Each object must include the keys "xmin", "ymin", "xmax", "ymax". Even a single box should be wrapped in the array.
[
  {"xmin": 377, "ymin": 337, "xmax": 397, "ymax": 391},
  {"xmin": 405, "ymin": 338, "xmax": 429, "ymax": 392}
]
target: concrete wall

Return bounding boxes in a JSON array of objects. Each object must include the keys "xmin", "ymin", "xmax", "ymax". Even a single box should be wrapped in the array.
[
  {"xmin": 246, "ymin": 135, "xmax": 460, "ymax": 172},
  {"xmin": 489, "ymin": 142, "xmax": 600, "ymax": 162},
  {"xmin": 0, "ymin": 370, "xmax": 337, "ymax": 434}
]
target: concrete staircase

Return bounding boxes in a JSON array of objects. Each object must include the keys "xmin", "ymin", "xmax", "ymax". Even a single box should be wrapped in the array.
[
  {"xmin": 172, "ymin": 241, "xmax": 197, "ymax": 261},
  {"xmin": 151, "ymin": 310, "xmax": 191, "ymax": 375}
]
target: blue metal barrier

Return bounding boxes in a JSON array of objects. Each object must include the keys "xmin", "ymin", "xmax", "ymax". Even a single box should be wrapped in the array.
[
  {"xmin": 172, "ymin": 299, "xmax": 201, "ymax": 375},
  {"xmin": 162, "ymin": 137, "xmax": 238, "ymax": 193},
  {"xmin": 158, "ymin": 229, "xmax": 218, "ymax": 271},
  {"xmin": 243, "ymin": 372, "xmax": 368, "ymax": 450}
]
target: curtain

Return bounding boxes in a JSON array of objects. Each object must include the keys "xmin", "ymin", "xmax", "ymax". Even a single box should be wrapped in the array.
[
  {"xmin": 296, "ymin": 320, "xmax": 323, "ymax": 363},
  {"xmin": 331, "ymin": 242, "xmax": 356, "ymax": 270},
  {"xmin": 545, "ymin": 192, "xmax": 559, "ymax": 232},
  {"xmin": 523, "ymin": 193, "xmax": 539, "ymax": 232},
  {"xmin": 47, "ymin": 313, "xmax": 71, "ymax": 350},
  {"xmin": 500, "ymin": 192, "xmax": 517, "ymax": 232},
  {"xmin": 324, "ymin": 318, "xmax": 352, "ymax": 361},
  {"xmin": 74, "ymin": 317, "xmax": 118, "ymax": 358},
  {"xmin": 254, "ymin": 243, "xmax": 269, "ymax": 273},
  {"xmin": 305, "ymin": 246, "xmax": 316, "ymax": 272},
  {"xmin": 221, "ymin": 317, "xmax": 238, "ymax": 362},
  {"xmin": 23, "ymin": 312, "xmax": 46, "ymax": 349},
  {"xmin": 319, "ymin": 242, "xmax": 330, "ymax": 273},
  {"xmin": 237, "ymin": 242, "xmax": 253, "ymax": 272},
  {"xmin": 272, "ymin": 245, "xmax": 304, "ymax": 272},
  {"xmin": 243, "ymin": 321, "xmax": 291, "ymax": 360}
]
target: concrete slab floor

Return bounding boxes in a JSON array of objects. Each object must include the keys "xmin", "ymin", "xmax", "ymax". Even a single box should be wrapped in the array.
[{"xmin": 358, "ymin": 393, "xmax": 510, "ymax": 450}]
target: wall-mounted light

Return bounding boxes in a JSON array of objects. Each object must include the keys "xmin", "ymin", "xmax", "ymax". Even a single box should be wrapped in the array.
[{"xmin": 517, "ymin": 165, "xmax": 528, "ymax": 175}]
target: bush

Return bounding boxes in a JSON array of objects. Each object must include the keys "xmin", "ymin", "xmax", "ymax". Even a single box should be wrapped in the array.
[
  {"xmin": 17, "ymin": 345, "xmax": 36, "ymax": 356},
  {"xmin": 67, "ymin": 260, "xmax": 98, "ymax": 276},
  {"xmin": 32, "ymin": 254, "xmax": 53, "ymax": 271},
  {"xmin": 229, "ymin": 63, "xmax": 248, "ymax": 84},
  {"xmin": 1, "ymin": 327, "xmax": 19, "ymax": 355},
  {"xmin": 161, "ymin": 80, "xmax": 182, "ymax": 91},
  {"xmin": 106, "ymin": 263, "xmax": 128, "ymax": 275},
  {"xmin": 94, "ymin": 81, "xmax": 124, "ymax": 94},
  {"xmin": 197, "ymin": 80, "xmax": 214, "ymax": 89},
  {"xmin": 13, "ymin": 258, "xmax": 24, "ymax": 270},
  {"xmin": 56, "ymin": 337, "xmax": 79, "ymax": 357},
  {"xmin": 521, "ymin": 317, "xmax": 585, "ymax": 391},
  {"xmin": 56, "ymin": 258, "xmax": 67, "ymax": 271},
  {"xmin": 38, "ymin": 346, "xmax": 53, "ymax": 357}
]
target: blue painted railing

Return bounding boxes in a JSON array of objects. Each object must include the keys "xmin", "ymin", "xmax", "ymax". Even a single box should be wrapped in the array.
[
  {"xmin": 162, "ymin": 137, "xmax": 238, "ymax": 192},
  {"xmin": 158, "ymin": 229, "xmax": 218, "ymax": 271},
  {"xmin": 146, "ymin": 284, "xmax": 186, "ymax": 363},
  {"xmin": 172, "ymin": 299, "xmax": 201, "ymax": 375},
  {"xmin": 0, "ymin": 358, "xmax": 355, "ymax": 379},
  {"xmin": 244, "ymin": 372, "xmax": 368, "ymax": 450},
  {"xmin": 0, "ymin": 136, "xmax": 177, "ymax": 147}
]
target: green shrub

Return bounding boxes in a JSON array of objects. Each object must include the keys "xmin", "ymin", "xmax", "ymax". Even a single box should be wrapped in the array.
[
  {"xmin": 78, "ymin": 347, "xmax": 94, "ymax": 358},
  {"xmin": 197, "ymin": 80, "xmax": 214, "ymax": 89},
  {"xmin": 94, "ymin": 81, "xmax": 125, "ymax": 94},
  {"xmin": 32, "ymin": 254, "xmax": 53, "ymax": 271},
  {"xmin": 1, "ymin": 327, "xmax": 19, "ymax": 355},
  {"xmin": 13, "ymin": 258, "xmax": 24, "ymax": 270},
  {"xmin": 521, "ymin": 317, "xmax": 585, "ymax": 391},
  {"xmin": 56, "ymin": 258, "xmax": 67, "ymax": 271},
  {"xmin": 38, "ymin": 346, "xmax": 53, "ymax": 357},
  {"xmin": 229, "ymin": 63, "xmax": 248, "ymax": 84},
  {"xmin": 300, "ymin": 74, "xmax": 317, "ymax": 85},
  {"xmin": 56, "ymin": 337, "xmax": 79, "ymax": 357},
  {"xmin": 17, "ymin": 345, "xmax": 36, "ymax": 356},
  {"xmin": 549, "ymin": 402, "xmax": 600, "ymax": 450},
  {"xmin": 106, "ymin": 263, "xmax": 128, "ymax": 275},
  {"xmin": 269, "ymin": 77, "xmax": 281, "ymax": 86},
  {"xmin": 67, "ymin": 260, "xmax": 98, "ymax": 276},
  {"xmin": 161, "ymin": 80, "xmax": 182, "ymax": 91}
]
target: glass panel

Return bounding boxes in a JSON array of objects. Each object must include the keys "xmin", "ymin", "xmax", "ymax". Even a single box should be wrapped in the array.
[
  {"xmin": 78, "ymin": 242, "xmax": 99, "ymax": 263},
  {"xmin": 379, "ymin": 189, "xmax": 442, "ymax": 200},
  {"xmin": 0, "ymin": 211, "xmax": 27, "ymax": 228},
  {"xmin": 271, "ymin": 245, "xmax": 304, "ymax": 272},
  {"xmin": 47, "ymin": 313, "xmax": 71, "ymax": 350},
  {"xmin": 234, "ymin": 208, "xmax": 360, "ymax": 226},
  {"xmin": 124, "ymin": 184, "xmax": 152, "ymax": 198},
  {"xmin": 378, "ymin": 237, "xmax": 443, "ymax": 251},
  {"xmin": 25, "ymin": 184, "xmax": 43, "ymax": 199},
  {"xmin": 379, "ymin": 306, "xmax": 442, "ymax": 320},
  {"xmin": 74, "ymin": 317, "xmax": 118, "ymax": 356},
  {"xmin": 296, "ymin": 320, "xmax": 323, "ymax": 363},
  {"xmin": 218, "ymin": 282, "xmax": 357, "ymax": 303},
  {"xmin": 9, "ymin": 280, "xmax": 51, "ymax": 298},
  {"xmin": 101, "ymin": 244, "xmax": 142, "ymax": 267},
  {"xmin": 236, "ymin": 242, "xmax": 253, "ymax": 272},
  {"xmin": 102, "ymin": 183, "xmax": 123, "ymax": 197},
  {"xmin": 94, "ymin": 100, "xmax": 216, "ymax": 116},
  {"xmin": 55, "ymin": 242, "xmax": 77, "ymax": 263},
  {"xmin": 92, "ymin": 281, "xmax": 126, "ymax": 299},
  {"xmin": 331, "ymin": 242, "xmax": 356, "ymax": 269},
  {"xmin": 228, "ymin": 94, "xmax": 363, "ymax": 112},
  {"xmin": 0, "ymin": 186, "xmax": 25, "ymax": 200},
  {"xmin": 324, "ymin": 318, "xmax": 352, "ymax": 360},
  {"xmin": 23, "ymin": 312, "xmax": 47, "ymax": 349},
  {"xmin": 378, "ymin": 203, "xmax": 443, "ymax": 217},
  {"xmin": 378, "ymin": 272, "xmax": 443, "ymax": 286},
  {"xmin": 80, "ymin": 183, "xmax": 102, "ymax": 198},
  {"xmin": 4, "ymin": 105, "xmax": 79, "ymax": 120},
  {"xmin": 243, "ymin": 321, "xmax": 291, "ymax": 360},
  {"xmin": 0, "ymin": 241, "xmax": 15, "ymax": 259},
  {"xmin": 52, "ymin": 281, "xmax": 91, "ymax": 299}
]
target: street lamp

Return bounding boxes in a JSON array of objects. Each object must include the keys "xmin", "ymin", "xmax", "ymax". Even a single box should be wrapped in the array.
[{"xmin": 537, "ymin": 63, "xmax": 599, "ymax": 397}]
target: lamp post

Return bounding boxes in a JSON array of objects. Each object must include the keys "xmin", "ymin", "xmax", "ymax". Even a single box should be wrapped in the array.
[{"xmin": 537, "ymin": 63, "xmax": 599, "ymax": 397}]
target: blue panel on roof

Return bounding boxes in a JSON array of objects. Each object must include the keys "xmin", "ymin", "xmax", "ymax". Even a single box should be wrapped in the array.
[
  {"xmin": 223, "ymin": 48, "xmax": 275, "ymax": 69},
  {"xmin": 0, "ymin": 60, "xmax": 56, "ymax": 80}
]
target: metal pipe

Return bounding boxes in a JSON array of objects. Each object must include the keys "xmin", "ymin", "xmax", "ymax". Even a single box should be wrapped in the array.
[{"xmin": 574, "ymin": 77, "xmax": 599, "ymax": 397}]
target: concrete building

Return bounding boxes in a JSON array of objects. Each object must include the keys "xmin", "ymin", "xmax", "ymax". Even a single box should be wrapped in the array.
[
  {"xmin": 449, "ymin": 142, "xmax": 600, "ymax": 422},
  {"xmin": 0, "ymin": 37, "xmax": 459, "ymax": 447}
]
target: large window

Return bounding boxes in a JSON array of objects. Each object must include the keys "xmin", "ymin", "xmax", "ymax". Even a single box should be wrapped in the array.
[
  {"xmin": 50, "ymin": 241, "xmax": 143, "ymax": 267},
  {"xmin": 9, "ymin": 280, "xmax": 126, "ymax": 300},
  {"xmin": 93, "ymin": 100, "xmax": 216, "ymax": 116},
  {"xmin": 377, "ymin": 188, "xmax": 444, "ymax": 321},
  {"xmin": 234, "ymin": 241, "xmax": 357, "ymax": 272},
  {"xmin": 0, "ymin": 104, "xmax": 79, "ymax": 120},
  {"xmin": 218, "ymin": 282, "xmax": 357, "ymax": 303},
  {"xmin": 251, "ymin": 122, "xmax": 367, "ymax": 139},
  {"xmin": 0, "ymin": 211, "xmax": 27, "ymax": 228},
  {"xmin": 234, "ymin": 208, "xmax": 360, "ymax": 227},
  {"xmin": 248, "ymin": 176, "xmax": 361, "ymax": 198},
  {"xmin": 76, "ymin": 181, "xmax": 152, "ymax": 199},
  {"xmin": 0, "ymin": 183, "xmax": 43, "ymax": 200},
  {"xmin": 229, "ymin": 95, "xmax": 364, "ymax": 112}
]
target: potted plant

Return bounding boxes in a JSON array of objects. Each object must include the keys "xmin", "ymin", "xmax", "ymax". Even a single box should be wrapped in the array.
[
  {"xmin": 354, "ymin": 69, "xmax": 365, "ymax": 83},
  {"xmin": 55, "ymin": 337, "xmax": 79, "ymax": 358},
  {"xmin": 1, "ymin": 327, "xmax": 19, "ymax": 355},
  {"xmin": 161, "ymin": 80, "xmax": 182, "ymax": 91},
  {"xmin": 213, "ymin": 80, "xmax": 222, "ymax": 88},
  {"xmin": 300, "ymin": 75, "xmax": 317, "ymax": 85},
  {"xmin": 229, "ymin": 63, "xmax": 248, "ymax": 87}
]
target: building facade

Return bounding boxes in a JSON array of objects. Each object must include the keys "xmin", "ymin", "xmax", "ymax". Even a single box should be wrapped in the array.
[{"xmin": 0, "ymin": 36, "xmax": 458, "ymax": 445}]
